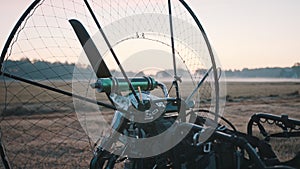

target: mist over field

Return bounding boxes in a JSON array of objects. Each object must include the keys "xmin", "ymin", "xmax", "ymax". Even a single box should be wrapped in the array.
[{"xmin": 3, "ymin": 59, "xmax": 300, "ymax": 80}]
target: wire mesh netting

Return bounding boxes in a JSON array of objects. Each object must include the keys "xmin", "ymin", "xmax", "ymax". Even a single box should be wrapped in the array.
[{"xmin": 0, "ymin": 0, "xmax": 225, "ymax": 168}]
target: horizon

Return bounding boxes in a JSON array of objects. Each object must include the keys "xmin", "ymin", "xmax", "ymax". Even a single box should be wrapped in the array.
[
  {"xmin": 6, "ymin": 57, "xmax": 300, "ymax": 71},
  {"xmin": 7, "ymin": 56, "xmax": 299, "ymax": 71}
]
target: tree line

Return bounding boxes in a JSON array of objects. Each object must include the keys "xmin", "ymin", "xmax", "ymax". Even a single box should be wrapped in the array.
[
  {"xmin": 2, "ymin": 59, "xmax": 300, "ymax": 79},
  {"xmin": 225, "ymin": 63, "xmax": 300, "ymax": 78}
]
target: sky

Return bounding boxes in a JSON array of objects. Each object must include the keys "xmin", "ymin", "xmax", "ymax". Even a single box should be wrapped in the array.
[{"xmin": 0, "ymin": 0, "xmax": 299, "ymax": 70}]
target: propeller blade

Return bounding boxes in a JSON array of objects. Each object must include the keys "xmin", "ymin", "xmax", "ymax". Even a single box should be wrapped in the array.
[{"xmin": 69, "ymin": 19, "xmax": 111, "ymax": 78}]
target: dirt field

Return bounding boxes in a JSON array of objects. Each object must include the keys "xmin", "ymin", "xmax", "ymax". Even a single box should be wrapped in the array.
[
  {"xmin": 224, "ymin": 81, "xmax": 300, "ymax": 161},
  {"xmin": 0, "ymin": 80, "xmax": 299, "ymax": 168}
]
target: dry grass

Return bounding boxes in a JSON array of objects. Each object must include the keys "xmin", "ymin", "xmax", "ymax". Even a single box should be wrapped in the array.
[
  {"xmin": 224, "ymin": 81, "xmax": 300, "ymax": 161},
  {"xmin": 0, "ymin": 80, "xmax": 300, "ymax": 167},
  {"xmin": 226, "ymin": 81, "xmax": 300, "ymax": 98}
]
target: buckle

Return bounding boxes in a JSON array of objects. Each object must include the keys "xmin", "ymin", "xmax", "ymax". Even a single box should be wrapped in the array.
[{"xmin": 203, "ymin": 142, "xmax": 211, "ymax": 153}]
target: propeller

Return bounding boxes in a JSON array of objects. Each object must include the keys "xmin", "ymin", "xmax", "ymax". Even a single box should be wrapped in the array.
[
  {"xmin": 69, "ymin": 19, "xmax": 143, "ymax": 105},
  {"xmin": 69, "ymin": 19, "xmax": 111, "ymax": 78}
]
